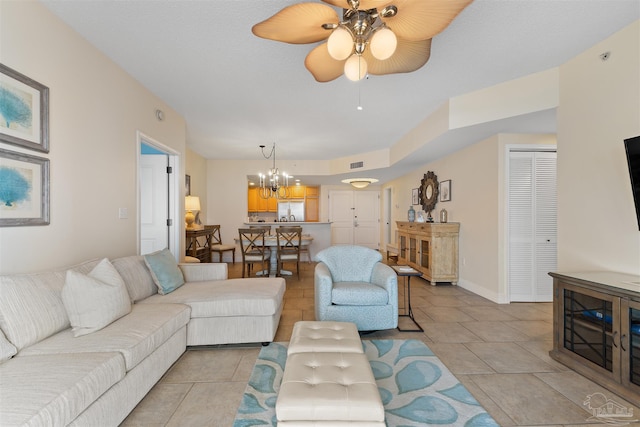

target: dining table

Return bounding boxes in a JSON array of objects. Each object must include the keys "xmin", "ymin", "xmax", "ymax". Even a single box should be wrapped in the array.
[{"xmin": 236, "ymin": 234, "xmax": 313, "ymax": 277}]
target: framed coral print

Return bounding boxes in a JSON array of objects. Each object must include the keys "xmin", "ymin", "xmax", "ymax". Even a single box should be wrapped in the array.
[
  {"xmin": 0, "ymin": 64, "xmax": 49, "ymax": 153},
  {"xmin": 440, "ymin": 180, "xmax": 451, "ymax": 202},
  {"xmin": 411, "ymin": 188, "xmax": 419, "ymax": 205},
  {"xmin": 0, "ymin": 148, "xmax": 50, "ymax": 226}
]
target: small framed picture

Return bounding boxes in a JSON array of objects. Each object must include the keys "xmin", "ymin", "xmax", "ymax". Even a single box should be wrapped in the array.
[
  {"xmin": 0, "ymin": 148, "xmax": 50, "ymax": 226},
  {"xmin": 0, "ymin": 64, "xmax": 49, "ymax": 153},
  {"xmin": 185, "ymin": 174, "xmax": 191, "ymax": 196},
  {"xmin": 411, "ymin": 188, "xmax": 419, "ymax": 205},
  {"xmin": 440, "ymin": 180, "xmax": 451, "ymax": 202}
]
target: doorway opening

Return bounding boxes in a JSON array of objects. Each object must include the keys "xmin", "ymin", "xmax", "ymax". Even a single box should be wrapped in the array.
[{"xmin": 137, "ymin": 132, "xmax": 181, "ymax": 260}]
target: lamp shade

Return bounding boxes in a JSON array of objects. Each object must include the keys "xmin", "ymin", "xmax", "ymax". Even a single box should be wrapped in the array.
[
  {"xmin": 327, "ymin": 27, "xmax": 353, "ymax": 60},
  {"xmin": 344, "ymin": 54, "xmax": 368, "ymax": 81},
  {"xmin": 370, "ymin": 27, "xmax": 397, "ymax": 60},
  {"xmin": 185, "ymin": 195, "xmax": 201, "ymax": 211}
]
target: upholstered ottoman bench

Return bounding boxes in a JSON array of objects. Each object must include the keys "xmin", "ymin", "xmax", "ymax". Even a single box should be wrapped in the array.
[
  {"xmin": 276, "ymin": 321, "xmax": 385, "ymax": 426},
  {"xmin": 288, "ymin": 320, "xmax": 363, "ymax": 355}
]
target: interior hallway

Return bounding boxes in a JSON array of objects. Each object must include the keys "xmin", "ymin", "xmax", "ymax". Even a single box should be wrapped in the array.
[{"xmin": 122, "ymin": 258, "xmax": 640, "ymax": 426}]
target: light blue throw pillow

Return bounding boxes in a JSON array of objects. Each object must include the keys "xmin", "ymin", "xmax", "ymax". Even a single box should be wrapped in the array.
[{"xmin": 143, "ymin": 248, "xmax": 185, "ymax": 295}]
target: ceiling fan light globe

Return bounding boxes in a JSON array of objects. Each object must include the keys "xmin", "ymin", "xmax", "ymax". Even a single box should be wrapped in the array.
[
  {"xmin": 370, "ymin": 27, "xmax": 397, "ymax": 60},
  {"xmin": 327, "ymin": 27, "xmax": 353, "ymax": 60},
  {"xmin": 344, "ymin": 54, "xmax": 368, "ymax": 81}
]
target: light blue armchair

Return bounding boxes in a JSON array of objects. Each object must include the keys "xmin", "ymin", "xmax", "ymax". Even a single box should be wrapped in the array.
[{"xmin": 314, "ymin": 245, "xmax": 398, "ymax": 331}]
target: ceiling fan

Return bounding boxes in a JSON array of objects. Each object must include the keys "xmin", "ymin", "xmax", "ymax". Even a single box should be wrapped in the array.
[{"xmin": 252, "ymin": 0, "xmax": 474, "ymax": 82}]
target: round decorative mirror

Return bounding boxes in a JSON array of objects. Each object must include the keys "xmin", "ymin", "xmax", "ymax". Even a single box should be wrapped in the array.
[{"xmin": 419, "ymin": 171, "xmax": 439, "ymax": 218}]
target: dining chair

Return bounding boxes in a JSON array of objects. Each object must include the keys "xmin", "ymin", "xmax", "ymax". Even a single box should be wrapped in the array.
[
  {"xmin": 275, "ymin": 226, "xmax": 302, "ymax": 279},
  {"xmin": 205, "ymin": 225, "xmax": 236, "ymax": 263},
  {"xmin": 299, "ymin": 237, "xmax": 311, "ymax": 263},
  {"xmin": 238, "ymin": 228, "xmax": 269, "ymax": 278},
  {"xmin": 249, "ymin": 225, "xmax": 271, "ymax": 235}
]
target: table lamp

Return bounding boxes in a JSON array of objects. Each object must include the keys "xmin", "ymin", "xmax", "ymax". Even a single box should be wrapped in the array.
[{"xmin": 185, "ymin": 196, "xmax": 201, "ymax": 230}]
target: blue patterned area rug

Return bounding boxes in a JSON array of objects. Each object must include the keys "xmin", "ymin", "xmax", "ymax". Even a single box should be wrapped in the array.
[{"xmin": 233, "ymin": 339, "xmax": 498, "ymax": 426}]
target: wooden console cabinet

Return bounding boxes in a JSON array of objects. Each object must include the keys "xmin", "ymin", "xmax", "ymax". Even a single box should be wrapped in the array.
[
  {"xmin": 550, "ymin": 271, "xmax": 640, "ymax": 403},
  {"xmin": 185, "ymin": 228, "xmax": 213, "ymax": 263},
  {"xmin": 396, "ymin": 221, "xmax": 459, "ymax": 285}
]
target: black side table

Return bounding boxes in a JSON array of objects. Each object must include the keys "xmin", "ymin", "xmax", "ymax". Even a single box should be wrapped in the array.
[{"xmin": 392, "ymin": 265, "xmax": 424, "ymax": 332}]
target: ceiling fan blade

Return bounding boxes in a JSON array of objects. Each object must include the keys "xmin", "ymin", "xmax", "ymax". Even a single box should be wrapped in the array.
[
  {"xmin": 364, "ymin": 38, "xmax": 431, "ymax": 75},
  {"xmin": 252, "ymin": 3, "xmax": 339, "ymax": 44},
  {"xmin": 305, "ymin": 43, "xmax": 345, "ymax": 82},
  {"xmin": 322, "ymin": 0, "xmax": 394, "ymax": 10},
  {"xmin": 384, "ymin": 0, "xmax": 473, "ymax": 41}
]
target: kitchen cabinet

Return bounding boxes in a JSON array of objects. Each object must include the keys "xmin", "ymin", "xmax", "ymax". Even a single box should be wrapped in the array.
[
  {"xmin": 248, "ymin": 187, "xmax": 277, "ymax": 212},
  {"xmin": 248, "ymin": 185, "xmax": 319, "ymax": 218},
  {"xmin": 550, "ymin": 271, "xmax": 640, "ymax": 403},
  {"xmin": 396, "ymin": 221, "xmax": 459, "ymax": 285},
  {"xmin": 305, "ymin": 186, "xmax": 319, "ymax": 197},
  {"xmin": 306, "ymin": 197, "xmax": 319, "ymax": 222},
  {"xmin": 288, "ymin": 185, "xmax": 305, "ymax": 198},
  {"xmin": 305, "ymin": 186, "xmax": 319, "ymax": 222},
  {"xmin": 248, "ymin": 188, "xmax": 258, "ymax": 212}
]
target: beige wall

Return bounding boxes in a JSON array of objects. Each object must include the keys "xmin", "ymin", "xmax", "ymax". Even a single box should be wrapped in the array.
[
  {"xmin": 557, "ymin": 20, "xmax": 640, "ymax": 275},
  {"xmin": 185, "ymin": 148, "xmax": 208, "ymax": 223},
  {"xmin": 0, "ymin": 1, "xmax": 187, "ymax": 274},
  {"xmin": 385, "ymin": 133, "xmax": 555, "ymax": 302}
]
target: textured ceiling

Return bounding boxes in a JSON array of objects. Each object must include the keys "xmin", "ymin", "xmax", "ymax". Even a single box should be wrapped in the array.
[{"xmin": 40, "ymin": 0, "xmax": 640, "ymax": 183}]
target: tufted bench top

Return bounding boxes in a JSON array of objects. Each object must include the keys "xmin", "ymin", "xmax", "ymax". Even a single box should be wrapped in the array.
[
  {"xmin": 276, "ymin": 352, "xmax": 385, "ymax": 425},
  {"xmin": 288, "ymin": 321, "xmax": 363, "ymax": 355}
]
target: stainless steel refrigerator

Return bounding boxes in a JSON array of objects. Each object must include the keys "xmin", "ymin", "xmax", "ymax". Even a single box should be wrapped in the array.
[{"xmin": 277, "ymin": 201, "xmax": 305, "ymax": 222}]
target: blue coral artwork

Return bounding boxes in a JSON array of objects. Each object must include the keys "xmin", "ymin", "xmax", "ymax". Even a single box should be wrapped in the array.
[
  {"xmin": 0, "ymin": 82, "xmax": 33, "ymax": 136},
  {"xmin": 0, "ymin": 165, "xmax": 32, "ymax": 208},
  {"xmin": 0, "ymin": 64, "xmax": 49, "ymax": 153},
  {"xmin": 0, "ymin": 149, "xmax": 49, "ymax": 226}
]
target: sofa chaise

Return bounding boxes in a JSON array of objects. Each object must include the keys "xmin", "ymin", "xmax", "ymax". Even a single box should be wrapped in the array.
[{"xmin": 0, "ymin": 253, "xmax": 285, "ymax": 426}]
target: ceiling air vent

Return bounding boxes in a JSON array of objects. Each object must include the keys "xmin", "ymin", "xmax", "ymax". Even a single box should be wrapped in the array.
[{"xmin": 350, "ymin": 161, "xmax": 364, "ymax": 169}]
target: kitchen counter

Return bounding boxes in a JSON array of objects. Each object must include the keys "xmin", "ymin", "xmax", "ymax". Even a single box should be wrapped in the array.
[{"xmin": 243, "ymin": 222, "xmax": 332, "ymax": 260}]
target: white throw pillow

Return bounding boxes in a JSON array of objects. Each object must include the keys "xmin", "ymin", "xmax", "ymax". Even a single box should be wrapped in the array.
[
  {"xmin": 0, "ymin": 328, "xmax": 17, "ymax": 363},
  {"xmin": 62, "ymin": 258, "xmax": 132, "ymax": 337}
]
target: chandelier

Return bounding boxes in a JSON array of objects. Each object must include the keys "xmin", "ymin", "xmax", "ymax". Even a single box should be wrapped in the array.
[
  {"xmin": 252, "ymin": 0, "xmax": 473, "ymax": 82},
  {"xmin": 258, "ymin": 144, "xmax": 290, "ymax": 199}
]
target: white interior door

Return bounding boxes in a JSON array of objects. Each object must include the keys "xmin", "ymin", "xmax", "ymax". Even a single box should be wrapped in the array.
[
  {"xmin": 329, "ymin": 191, "xmax": 354, "ymax": 245},
  {"xmin": 508, "ymin": 150, "xmax": 557, "ymax": 302},
  {"xmin": 140, "ymin": 153, "xmax": 169, "ymax": 255},
  {"xmin": 329, "ymin": 190, "xmax": 380, "ymax": 250},
  {"xmin": 354, "ymin": 191, "xmax": 379, "ymax": 249}
]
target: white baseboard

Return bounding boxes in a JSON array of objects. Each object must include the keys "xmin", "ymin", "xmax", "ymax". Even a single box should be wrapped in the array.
[{"xmin": 457, "ymin": 278, "xmax": 509, "ymax": 304}]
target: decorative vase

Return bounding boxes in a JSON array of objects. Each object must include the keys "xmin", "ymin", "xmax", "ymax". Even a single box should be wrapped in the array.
[
  {"xmin": 408, "ymin": 206, "xmax": 416, "ymax": 222},
  {"xmin": 440, "ymin": 208, "xmax": 448, "ymax": 223}
]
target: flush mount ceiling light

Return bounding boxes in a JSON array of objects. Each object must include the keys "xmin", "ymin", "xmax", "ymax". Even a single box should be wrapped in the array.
[
  {"xmin": 342, "ymin": 178, "xmax": 379, "ymax": 188},
  {"xmin": 252, "ymin": 0, "xmax": 473, "ymax": 82}
]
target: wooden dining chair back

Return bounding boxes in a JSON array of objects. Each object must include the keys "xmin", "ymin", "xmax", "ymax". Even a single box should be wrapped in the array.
[
  {"xmin": 238, "ymin": 228, "xmax": 269, "ymax": 278},
  {"xmin": 205, "ymin": 225, "xmax": 236, "ymax": 263},
  {"xmin": 276, "ymin": 226, "xmax": 302, "ymax": 279}
]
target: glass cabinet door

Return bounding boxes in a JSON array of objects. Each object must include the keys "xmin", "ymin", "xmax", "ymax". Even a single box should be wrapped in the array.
[
  {"xmin": 399, "ymin": 234, "xmax": 407, "ymax": 261},
  {"xmin": 624, "ymin": 299, "xmax": 640, "ymax": 389},
  {"xmin": 420, "ymin": 239, "xmax": 430, "ymax": 273},
  {"xmin": 409, "ymin": 237, "xmax": 417, "ymax": 264},
  {"xmin": 563, "ymin": 288, "xmax": 615, "ymax": 372}
]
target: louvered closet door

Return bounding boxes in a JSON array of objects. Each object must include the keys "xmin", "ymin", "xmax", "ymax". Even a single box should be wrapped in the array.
[{"xmin": 508, "ymin": 151, "xmax": 557, "ymax": 302}]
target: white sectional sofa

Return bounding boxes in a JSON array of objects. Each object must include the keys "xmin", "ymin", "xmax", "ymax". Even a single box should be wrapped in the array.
[{"xmin": 0, "ymin": 254, "xmax": 286, "ymax": 426}]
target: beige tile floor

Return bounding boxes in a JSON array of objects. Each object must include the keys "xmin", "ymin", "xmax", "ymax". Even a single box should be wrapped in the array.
[{"xmin": 122, "ymin": 259, "xmax": 640, "ymax": 427}]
